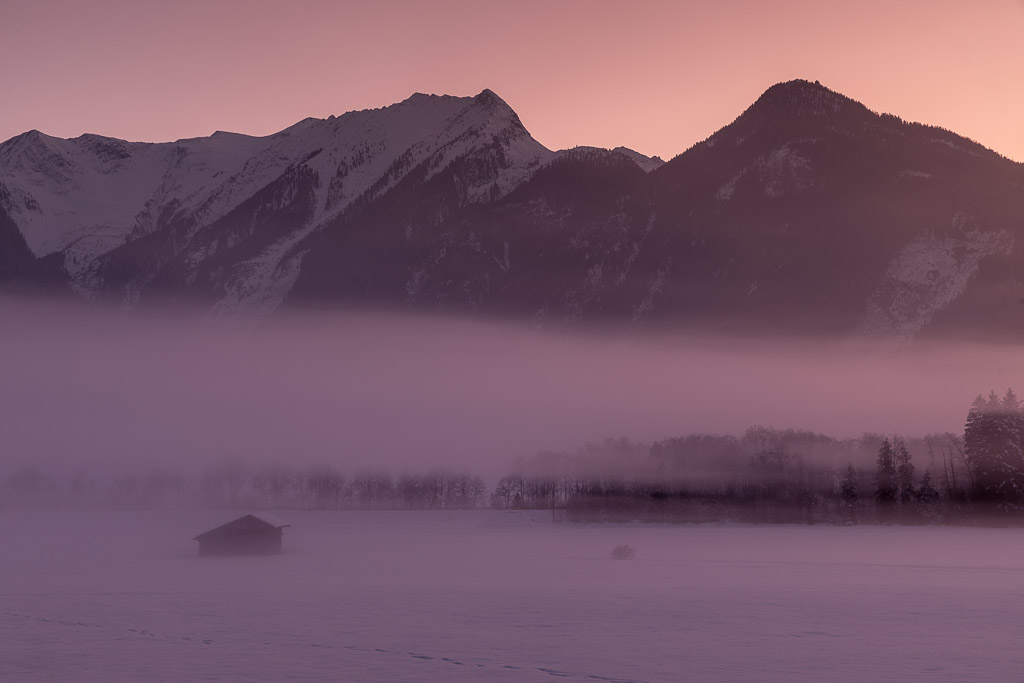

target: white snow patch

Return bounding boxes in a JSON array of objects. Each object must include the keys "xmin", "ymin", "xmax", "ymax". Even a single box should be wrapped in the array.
[
  {"xmin": 762, "ymin": 142, "xmax": 818, "ymax": 198},
  {"xmin": 928, "ymin": 137, "xmax": 981, "ymax": 157},
  {"xmin": 633, "ymin": 260, "xmax": 671, "ymax": 322},
  {"xmin": 209, "ymin": 241, "xmax": 311, "ymax": 317},
  {"xmin": 716, "ymin": 139, "xmax": 820, "ymax": 201},
  {"xmin": 717, "ymin": 172, "xmax": 740, "ymax": 200},
  {"xmin": 861, "ymin": 214, "xmax": 1014, "ymax": 342}
]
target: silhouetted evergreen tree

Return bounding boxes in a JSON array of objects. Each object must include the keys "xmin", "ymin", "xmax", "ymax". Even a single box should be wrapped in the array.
[
  {"xmin": 894, "ymin": 437, "xmax": 915, "ymax": 505},
  {"xmin": 965, "ymin": 389, "xmax": 1024, "ymax": 509},
  {"xmin": 841, "ymin": 462, "xmax": 859, "ymax": 522},
  {"xmin": 875, "ymin": 439, "xmax": 897, "ymax": 518},
  {"xmin": 916, "ymin": 471, "xmax": 940, "ymax": 505}
]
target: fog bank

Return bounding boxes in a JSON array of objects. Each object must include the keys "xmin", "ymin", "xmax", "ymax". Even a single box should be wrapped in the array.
[{"xmin": 0, "ymin": 297, "xmax": 1017, "ymax": 476}]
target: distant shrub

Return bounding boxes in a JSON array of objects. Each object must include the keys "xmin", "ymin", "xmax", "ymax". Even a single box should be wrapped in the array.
[{"xmin": 610, "ymin": 544, "xmax": 635, "ymax": 560}]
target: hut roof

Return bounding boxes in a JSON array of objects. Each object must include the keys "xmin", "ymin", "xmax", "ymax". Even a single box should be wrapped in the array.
[
  {"xmin": 247, "ymin": 512, "xmax": 292, "ymax": 529},
  {"xmin": 193, "ymin": 513, "xmax": 292, "ymax": 541}
]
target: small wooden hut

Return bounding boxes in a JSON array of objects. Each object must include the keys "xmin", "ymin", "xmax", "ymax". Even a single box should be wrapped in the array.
[{"xmin": 193, "ymin": 513, "xmax": 291, "ymax": 556}]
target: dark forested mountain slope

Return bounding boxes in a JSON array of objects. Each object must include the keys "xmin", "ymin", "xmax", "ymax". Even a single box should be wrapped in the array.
[{"xmin": 645, "ymin": 80, "xmax": 1024, "ymax": 339}]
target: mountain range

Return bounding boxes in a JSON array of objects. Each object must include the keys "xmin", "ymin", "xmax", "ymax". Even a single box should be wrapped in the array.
[{"xmin": 2, "ymin": 80, "xmax": 1022, "ymax": 342}]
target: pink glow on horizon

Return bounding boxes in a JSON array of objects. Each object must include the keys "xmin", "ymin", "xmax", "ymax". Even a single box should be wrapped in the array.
[{"xmin": 2, "ymin": 0, "xmax": 1023, "ymax": 162}]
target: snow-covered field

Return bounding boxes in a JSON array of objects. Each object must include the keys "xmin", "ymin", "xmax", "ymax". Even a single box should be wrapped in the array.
[{"xmin": 3, "ymin": 510, "xmax": 1024, "ymax": 682}]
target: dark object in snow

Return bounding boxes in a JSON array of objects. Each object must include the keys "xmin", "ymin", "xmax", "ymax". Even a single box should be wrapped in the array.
[
  {"xmin": 193, "ymin": 513, "xmax": 291, "ymax": 556},
  {"xmin": 610, "ymin": 544, "xmax": 636, "ymax": 560}
]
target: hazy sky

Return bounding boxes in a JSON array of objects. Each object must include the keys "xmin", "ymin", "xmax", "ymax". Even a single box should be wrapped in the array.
[{"xmin": 2, "ymin": 0, "xmax": 1022, "ymax": 161}]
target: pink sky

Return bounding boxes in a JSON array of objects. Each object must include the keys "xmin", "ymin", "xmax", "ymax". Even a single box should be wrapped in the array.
[{"xmin": 2, "ymin": 0, "xmax": 1023, "ymax": 162}]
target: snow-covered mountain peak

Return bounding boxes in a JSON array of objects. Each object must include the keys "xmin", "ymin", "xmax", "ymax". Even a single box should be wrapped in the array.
[
  {"xmin": 1, "ymin": 129, "xmax": 48, "ymax": 149},
  {"xmin": 0, "ymin": 88, "xmax": 550, "ymax": 267},
  {"xmin": 472, "ymin": 88, "xmax": 511, "ymax": 111},
  {"xmin": 0, "ymin": 134, "xmax": 167, "ymax": 261},
  {"xmin": 1, "ymin": 129, "xmax": 64, "ymax": 166}
]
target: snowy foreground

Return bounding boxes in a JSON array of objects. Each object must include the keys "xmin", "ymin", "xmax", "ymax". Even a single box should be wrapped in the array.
[{"xmin": 3, "ymin": 511, "xmax": 1024, "ymax": 682}]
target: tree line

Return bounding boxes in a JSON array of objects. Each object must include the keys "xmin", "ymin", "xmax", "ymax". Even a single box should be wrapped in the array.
[
  {"xmin": 4, "ymin": 389, "xmax": 1022, "ymax": 524},
  {"xmin": 0, "ymin": 462, "xmax": 487, "ymax": 511},
  {"xmin": 490, "ymin": 390, "xmax": 1023, "ymax": 525}
]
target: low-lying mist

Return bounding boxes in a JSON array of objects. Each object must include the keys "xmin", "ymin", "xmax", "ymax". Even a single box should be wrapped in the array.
[{"xmin": 0, "ymin": 296, "xmax": 1017, "ymax": 479}]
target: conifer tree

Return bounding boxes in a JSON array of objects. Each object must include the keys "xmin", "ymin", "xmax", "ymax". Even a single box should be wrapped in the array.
[
  {"xmin": 964, "ymin": 394, "xmax": 993, "ymax": 497},
  {"xmin": 916, "ymin": 471, "xmax": 940, "ymax": 505},
  {"xmin": 875, "ymin": 438, "xmax": 897, "ymax": 511},
  {"xmin": 1003, "ymin": 388, "xmax": 1020, "ymax": 412},
  {"xmin": 841, "ymin": 462, "xmax": 858, "ymax": 512},
  {"xmin": 893, "ymin": 436, "xmax": 915, "ymax": 505},
  {"xmin": 965, "ymin": 388, "xmax": 1024, "ymax": 508}
]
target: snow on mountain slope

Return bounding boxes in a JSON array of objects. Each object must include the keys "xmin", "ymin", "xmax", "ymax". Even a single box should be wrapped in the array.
[
  {"xmin": 0, "ymin": 132, "xmax": 164, "ymax": 260},
  {"xmin": 134, "ymin": 131, "xmax": 272, "ymax": 233},
  {"xmin": 0, "ymin": 89, "xmax": 554, "ymax": 302},
  {"xmin": 296, "ymin": 89, "xmax": 552, "ymax": 218},
  {"xmin": 860, "ymin": 214, "xmax": 1015, "ymax": 343},
  {"xmin": 0, "ymin": 128, "xmax": 276, "ymax": 282},
  {"xmin": 196, "ymin": 93, "xmax": 494, "ymax": 230},
  {"xmin": 183, "ymin": 90, "xmax": 553, "ymax": 314}
]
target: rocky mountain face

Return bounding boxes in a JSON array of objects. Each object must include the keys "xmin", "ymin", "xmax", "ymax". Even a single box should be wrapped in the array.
[{"xmin": 2, "ymin": 80, "xmax": 1022, "ymax": 341}]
